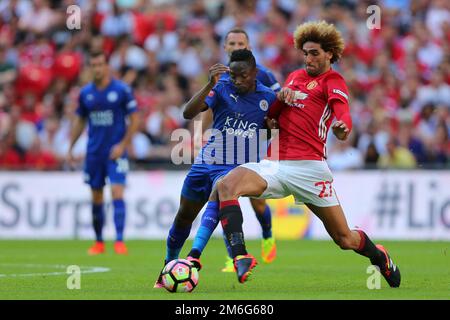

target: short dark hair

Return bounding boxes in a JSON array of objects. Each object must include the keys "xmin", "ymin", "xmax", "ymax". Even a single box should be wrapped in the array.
[
  {"xmin": 225, "ymin": 28, "xmax": 249, "ymax": 42},
  {"xmin": 229, "ymin": 48, "xmax": 256, "ymax": 68},
  {"xmin": 89, "ymin": 50, "xmax": 107, "ymax": 61}
]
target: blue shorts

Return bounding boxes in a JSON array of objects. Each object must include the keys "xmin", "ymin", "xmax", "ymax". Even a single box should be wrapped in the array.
[
  {"xmin": 181, "ymin": 164, "xmax": 236, "ymax": 202},
  {"xmin": 84, "ymin": 155, "xmax": 129, "ymax": 189}
]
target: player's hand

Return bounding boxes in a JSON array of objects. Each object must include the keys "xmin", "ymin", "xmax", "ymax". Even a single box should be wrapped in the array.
[
  {"xmin": 277, "ymin": 87, "xmax": 296, "ymax": 105},
  {"xmin": 265, "ymin": 116, "xmax": 279, "ymax": 130},
  {"xmin": 332, "ymin": 120, "xmax": 350, "ymax": 140},
  {"xmin": 110, "ymin": 143, "xmax": 125, "ymax": 160},
  {"xmin": 208, "ymin": 63, "xmax": 229, "ymax": 86}
]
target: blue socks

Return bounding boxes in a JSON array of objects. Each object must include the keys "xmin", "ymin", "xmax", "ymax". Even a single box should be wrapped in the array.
[
  {"xmin": 113, "ymin": 199, "xmax": 126, "ymax": 242},
  {"xmin": 92, "ymin": 203, "xmax": 104, "ymax": 242},
  {"xmin": 256, "ymin": 205, "xmax": 272, "ymax": 239},
  {"xmin": 190, "ymin": 201, "xmax": 220, "ymax": 257},
  {"xmin": 166, "ymin": 224, "xmax": 191, "ymax": 262}
]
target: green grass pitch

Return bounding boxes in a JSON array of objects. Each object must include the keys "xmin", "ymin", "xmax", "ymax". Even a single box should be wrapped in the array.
[{"xmin": 0, "ymin": 239, "xmax": 448, "ymax": 300}]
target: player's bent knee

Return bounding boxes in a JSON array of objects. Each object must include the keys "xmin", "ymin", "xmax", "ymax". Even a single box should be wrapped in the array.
[{"xmin": 216, "ymin": 178, "xmax": 238, "ymax": 200}]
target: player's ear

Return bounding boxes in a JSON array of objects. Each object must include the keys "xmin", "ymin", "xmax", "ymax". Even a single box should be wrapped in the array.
[{"xmin": 325, "ymin": 51, "xmax": 333, "ymax": 61}]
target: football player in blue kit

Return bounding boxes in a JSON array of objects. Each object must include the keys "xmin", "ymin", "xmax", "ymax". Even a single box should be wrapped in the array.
[
  {"xmin": 193, "ymin": 28, "xmax": 280, "ymax": 272},
  {"xmin": 67, "ymin": 51, "xmax": 139, "ymax": 255},
  {"xmin": 154, "ymin": 49, "xmax": 277, "ymax": 286}
]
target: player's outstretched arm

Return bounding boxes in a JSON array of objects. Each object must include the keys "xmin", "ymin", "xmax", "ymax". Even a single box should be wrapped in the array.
[
  {"xmin": 110, "ymin": 111, "xmax": 140, "ymax": 160},
  {"xmin": 330, "ymin": 99, "xmax": 352, "ymax": 141},
  {"xmin": 183, "ymin": 63, "xmax": 229, "ymax": 120},
  {"xmin": 67, "ymin": 115, "xmax": 86, "ymax": 167}
]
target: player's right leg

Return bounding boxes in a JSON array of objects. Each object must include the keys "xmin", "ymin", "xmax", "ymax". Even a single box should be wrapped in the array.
[
  {"xmin": 88, "ymin": 188, "xmax": 105, "ymax": 255},
  {"xmin": 187, "ymin": 166, "xmax": 236, "ymax": 270},
  {"xmin": 84, "ymin": 157, "xmax": 107, "ymax": 255},
  {"xmin": 187, "ymin": 186, "xmax": 220, "ymax": 267},
  {"xmin": 154, "ymin": 165, "xmax": 209, "ymax": 288},
  {"xmin": 154, "ymin": 195, "xmax": 206, "ymax": 288}
]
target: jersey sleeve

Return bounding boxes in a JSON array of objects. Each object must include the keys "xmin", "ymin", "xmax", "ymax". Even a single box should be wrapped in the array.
[
  {"xmin": 259, "ymin": 69, "xmax": 281, "ymax": 92},
  {"xmin": 325, "ymin": 73, "xmax": 349, "ymax": 105},
  {"xmin": 326, "ymin": 73, "xmax": 352, "ymax": 132},
  {"xmin": 76, "ymin": 91, "xmax": 88, "ymax": 118},
  {"xmin": 204, "ymin": 82, "xmax": 222, "ymax": 111},
  {"xmin": 123, "ymin": 85, "xmax": 138, "ymax": 114}
]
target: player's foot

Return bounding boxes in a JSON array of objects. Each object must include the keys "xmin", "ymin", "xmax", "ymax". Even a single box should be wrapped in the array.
[
  {"xmin": 221, "ymin": 256, "xmax": 235, "ymax": 272},
  {"xmin": 186, "ymin": 256, "xmax": 202, "ymax": 271},
  {"xmin": 153, "ymin": 271, "xmax": 164, "ymax": 289},
  {"xmin": 261, "ymin": 237, "xmax": 276, "ymax": 263},
  {"xmin": 234, "ymin": 254, "xmax": 257, "ymax": 283},
  {"xmin": 88, "ymin": 241, "xmax": 105, "ymax": 255},
  {"xmin": 374, "ymin": 244, "xmax": 401, "ymax": 288},
  {"xmin": 114, "ymin": 241, "xmax": 128, "ymax": 255}
]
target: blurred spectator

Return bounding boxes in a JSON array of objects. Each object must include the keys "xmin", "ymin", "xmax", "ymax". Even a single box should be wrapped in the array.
[
  {"xmin": 377, "ymin": 136, "xmax": 417, "ymax": 169},
  {"xmin": 100, "ymin": 2, "xmax": 134, "ymax": 38},
  {"xmin": 0, "ymin": 44, "xmax": 16, "ymax": 87},
  {"xmin": 0, "ymin": 0, "xmax": 448, "ymax": 170},
  {"xmin": 109, "ymin": 35, "xmax": 149, "ymax": 73},
  {"xmin": 327, "ymin": 133, "xmax": 364, "ymax": 171},
  {"xmin": 18, "ymin": 0, "xmax": 58, "ymax": 35}
]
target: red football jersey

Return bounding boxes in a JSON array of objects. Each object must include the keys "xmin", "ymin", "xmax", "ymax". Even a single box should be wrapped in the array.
[{"xmin": 268, "ymin": 68, "xmax": 350, "ymax": 160}]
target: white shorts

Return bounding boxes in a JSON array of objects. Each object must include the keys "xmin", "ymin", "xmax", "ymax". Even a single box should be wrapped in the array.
[{"xmin": 240, "ymin": 159, "xmax": 340, "ymax": 207}]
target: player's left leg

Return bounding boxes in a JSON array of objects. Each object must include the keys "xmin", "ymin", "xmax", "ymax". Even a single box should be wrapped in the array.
[
  {"xmin": 108, "ymin": 157, "xmax": 129, "ymax": 255},
  {"xmin": 306, "ymin": 203, "xmax": 401, "ymax": 288},
  {"xmin": 111, "ymin": 184, "xmax": 127, "ymax": 255},
  {"xmin": 187, "ymin": 167, "xmax": 235, "ymax": 270},
  {"xmin": 250, "ymin": 198, "xmax": 276, "ymax": 264},
  {"xmin": 187, "ymin": 184, "xmax": 220, "ymax": 264}
]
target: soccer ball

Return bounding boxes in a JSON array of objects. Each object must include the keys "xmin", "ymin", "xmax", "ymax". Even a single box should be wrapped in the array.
[{"xmin": 161, "ymin": 259, "xmax": 199, "ymax": 293}]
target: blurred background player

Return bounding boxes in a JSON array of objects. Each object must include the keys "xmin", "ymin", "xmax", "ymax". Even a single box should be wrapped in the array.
[
  {"xmin": 67, "ymin": 51, "xmax": 139, "ymax": 255},
  {"xmin": 214, "ymin": 21, "xmax": 401, "ymax": 286},
  {"xmin": 154, "ymin": 49, "xmax": 276, "ymax": 288},
  {"xmin": 191, "ymin": 28, "xmax": 280, "ymax": 272}
]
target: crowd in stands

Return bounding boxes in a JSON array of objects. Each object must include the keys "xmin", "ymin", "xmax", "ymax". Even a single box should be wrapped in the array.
[{"xmin": 0, "ymin": 0, "xmax": 448, "ymax": 171}]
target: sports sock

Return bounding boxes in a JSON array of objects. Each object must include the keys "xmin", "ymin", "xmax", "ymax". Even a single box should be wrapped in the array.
[
  {"xmin": 92, "ymin": 203, "xmax": 104, "ymax": 242},
  {"xmin": 166, "ymin": 224, "xmax": 191, "ymax": 262},
  {"xmin": 255, "ymin": 205, "xmax": 272, "ymax": 239},
  {"xmin": 222, "ymin": 231, "xmax": 233, "ymax": 258},
  {"xmin": 353, "ymin": 230, "xmax": 383, "ymax": 265},
  {"xmin": 190, "ymin": 201, "xmax": 219, "ymax": 258},
  {"xmin": 219, "ymin": 200, "xmax": 247, "ymax": 258},
  {"xmin": 113, "ymin": 199, "xmax": 126, "ymax": 241}
]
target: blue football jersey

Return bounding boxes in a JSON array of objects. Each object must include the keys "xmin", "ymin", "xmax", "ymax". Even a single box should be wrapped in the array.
[
  {"xmin": 77, "ymin": 79, "xmax": 137, "ymax": 158},
  {"xmin": 220, "ymin": 63, "xmax": 281, "ymax": 92},
  {"xmin": 197, "ymin": 79, "xmax": 276, "ymax": 165}
]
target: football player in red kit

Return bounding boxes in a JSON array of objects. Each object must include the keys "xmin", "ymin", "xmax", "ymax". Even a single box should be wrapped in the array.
[{"xmin": 212, "ymin": 21, "xmax": 401, "ymax": 287}]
